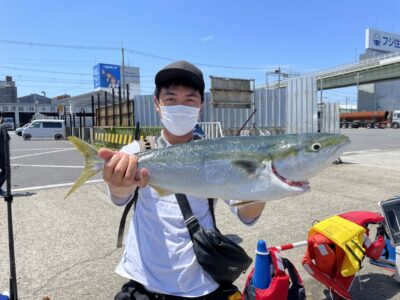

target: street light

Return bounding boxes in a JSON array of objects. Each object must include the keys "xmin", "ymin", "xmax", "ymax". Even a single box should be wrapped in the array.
[{"xmin": 41, "ymin": 91, "xmax": 46, "ymax": 97}]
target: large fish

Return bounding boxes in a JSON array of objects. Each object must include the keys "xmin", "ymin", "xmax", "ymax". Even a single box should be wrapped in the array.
[{"xmin": 65, "ymin": 134, "xmax": 350, "ymax": 203}]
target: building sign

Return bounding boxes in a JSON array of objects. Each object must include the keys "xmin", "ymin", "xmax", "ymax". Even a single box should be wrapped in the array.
[
  {"xmin": 210, "ymin": 76, "xmax": 253, "ymax": 108},
  {"xmin": 366, "ymin": 28, "xmax": 400, "ymax": 53},
  {"xmin": 93, "ymin": 63, "xmax": 121, "ymax": 89},
  {"xmin": 124, "ymin": 66, "xmax": 140, "ymax": 85}
]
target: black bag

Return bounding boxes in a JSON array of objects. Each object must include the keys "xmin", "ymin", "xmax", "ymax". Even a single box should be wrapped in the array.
[{"xmin": 175, "ymin": 193, "xmax": 252, "ymax": 285}]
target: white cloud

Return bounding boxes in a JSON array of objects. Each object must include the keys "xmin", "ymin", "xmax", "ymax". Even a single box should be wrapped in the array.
[{"xmin": 201, "ymin": 35, "xmax": 215, "ymax": 42}]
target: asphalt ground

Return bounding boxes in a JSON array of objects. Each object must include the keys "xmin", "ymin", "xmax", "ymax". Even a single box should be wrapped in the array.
[{"xmin": 0, "ymin": 130, "xmax": 400, "ymax": 299}]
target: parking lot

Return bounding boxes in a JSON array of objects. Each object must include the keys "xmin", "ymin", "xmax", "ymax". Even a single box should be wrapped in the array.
[{"xmin": 1, "ymin": 129, "xmax": 400, "ymax": 299}]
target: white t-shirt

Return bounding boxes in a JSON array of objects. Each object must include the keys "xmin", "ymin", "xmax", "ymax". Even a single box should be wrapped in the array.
[{"xmin": 110, "ymin": 137, "xmax": 260, "ymax": 297}]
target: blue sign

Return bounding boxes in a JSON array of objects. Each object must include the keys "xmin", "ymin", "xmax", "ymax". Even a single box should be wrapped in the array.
[{"xmin": 93, "ymin": 63, "xmax": 121, "ymax": 89}]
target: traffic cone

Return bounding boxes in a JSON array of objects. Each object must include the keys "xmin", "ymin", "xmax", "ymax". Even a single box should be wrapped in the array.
[{"xmin": 252, "ymin": 240, "xmax": 272, "ymax": 289}]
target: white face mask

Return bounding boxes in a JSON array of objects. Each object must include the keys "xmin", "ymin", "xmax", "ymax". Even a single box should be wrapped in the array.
[{"xmin": 160, "ymin": 105, "xmax": 200, "ymax": 136}]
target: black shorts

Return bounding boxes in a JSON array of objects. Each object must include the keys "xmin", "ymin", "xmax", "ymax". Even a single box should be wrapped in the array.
[{"xmin": 114, "ymin": 280, "xmax": 240, "ymax": 300}]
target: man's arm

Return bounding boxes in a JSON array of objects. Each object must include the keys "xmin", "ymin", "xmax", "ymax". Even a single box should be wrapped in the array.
[
  {"xmin": 225, "ymin": 200, "xmax": 266, "ymax": 225},
  {"xmin": 237, "ymin": 202, "xmax": 266, "ymax": 224}
]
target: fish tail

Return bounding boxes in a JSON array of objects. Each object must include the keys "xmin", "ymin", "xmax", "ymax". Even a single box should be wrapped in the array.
[{"xmin": 65, "ymin": 136, "xmax": 100, "ymax": 199}]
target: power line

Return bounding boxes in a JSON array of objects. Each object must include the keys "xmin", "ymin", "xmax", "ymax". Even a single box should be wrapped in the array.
[
  {"xmin": 0, "ymin": 65, "xmax": 92, "ymax": 76},
  {"xmin": 0, "ymin": 39, "xmax": 276, "ymax": 70},
  {"xmin": 0, "ymin": 65, "xmax": 155, "ymax": 78}
]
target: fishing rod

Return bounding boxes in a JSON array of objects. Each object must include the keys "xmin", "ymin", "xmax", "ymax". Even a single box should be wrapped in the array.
[{"xmin": 236, "ymin": 109, "xmax": 257, "ymax": 136}]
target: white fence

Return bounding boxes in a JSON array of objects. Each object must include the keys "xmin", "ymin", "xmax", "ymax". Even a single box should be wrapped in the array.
[{"xmin": 198, "ymin": 122, "xmax": 224, "ymax": 138}]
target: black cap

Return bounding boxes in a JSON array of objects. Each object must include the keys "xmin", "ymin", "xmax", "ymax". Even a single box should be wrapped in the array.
[{"xmin": 155, "ymin": 60, "xmax": 205, "ymax": 92}]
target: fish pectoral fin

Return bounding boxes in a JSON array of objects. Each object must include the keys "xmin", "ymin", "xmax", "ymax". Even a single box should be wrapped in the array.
[
  {"xmin": 231, "ymin": 160, "xmax": 265, "ymax": 177},
  {"xmin": 229, "ymin": 200, "xmax": 262, "ymax": 207},
  {"xmin": 150, "ymin": 185, "xmax": 174, "ymax": 197}
]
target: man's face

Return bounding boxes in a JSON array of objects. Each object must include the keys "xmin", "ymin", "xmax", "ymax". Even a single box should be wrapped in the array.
[{"xmin": 155, "ymin": 84, "xmax": 202, "ymax": 110}]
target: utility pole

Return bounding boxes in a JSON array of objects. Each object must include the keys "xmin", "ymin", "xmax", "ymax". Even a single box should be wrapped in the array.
[
  {"xmin": 121, "ymin": 47, "xmax": 125, "ymax": 100},
  {"xmin": 319, "ymin": 77, "xmax": 323, "ymax": 104},
  {"xmin": 354, "ymin": 72, "xmax": 362, "ymax": 110}
]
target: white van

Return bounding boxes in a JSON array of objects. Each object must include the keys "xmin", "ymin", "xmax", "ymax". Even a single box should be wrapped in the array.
[
  {"xmin": 3, "ymin": 117, "xmax": 15, "ymax": 130},
  {"xmin": 22, "ymin": 119, "xmax": 65, "ymax": 140}
]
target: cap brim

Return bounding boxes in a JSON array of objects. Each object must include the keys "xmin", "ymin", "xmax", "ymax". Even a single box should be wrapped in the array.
[{"xmin": 155, "ymin": 68, "xmax": 205, "ymax": 91}]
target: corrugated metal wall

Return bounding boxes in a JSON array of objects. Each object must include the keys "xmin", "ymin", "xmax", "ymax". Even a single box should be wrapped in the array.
[
  {"xmin": 133, "ymin": 76, "xmax": 340, "ymax": 135},
  {"xmin": 286, "ymin": 76, "xmax": 318, "ymax": 134},
  {"xmin": 134, "ymin": 95, "xmax": 161, "ymax": 126},
  {"xmin": 320, "ymin": 102, "xmax": 340, "ymax": 133},
  {"xmin": 135, "ymin": 89, "xmax": 286, "ymax": 132}
]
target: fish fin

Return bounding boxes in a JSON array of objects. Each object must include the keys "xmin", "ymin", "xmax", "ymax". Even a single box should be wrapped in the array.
[
  {"xmin": 232, "ymin": 160, "xmax": 264, "ymax": 176},
  {"xmin": 64, "ymin": 168, "xmax": 97, "ymax": 199},
  {"xmin": 65, "ymin": 136, "xmax": 101, "ymax": 199},
  {"xmin": 150, "ymin": 185, "xmax": 174, "ymax": 197},
  {"xmin": 68, "ymin": 136, "xmax": 99, "ymax": 161},
  {"xmin": 229, "ymin": 200, "xmax": 262, "ymax": 207}
]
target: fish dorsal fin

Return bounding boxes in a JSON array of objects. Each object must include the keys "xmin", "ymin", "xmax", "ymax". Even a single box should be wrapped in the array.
[
  {"xmin": 150, "ymin": 184, "xmax": 174, "ymax": 197},
  {"xmin": 232, "ymin": 160, "xmax": 264, "ymax": 176}
]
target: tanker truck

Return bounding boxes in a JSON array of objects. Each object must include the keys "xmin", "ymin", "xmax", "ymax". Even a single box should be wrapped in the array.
[{"xmin": 340, "ymin": 110, "xmax": 400, "ymax": 129}]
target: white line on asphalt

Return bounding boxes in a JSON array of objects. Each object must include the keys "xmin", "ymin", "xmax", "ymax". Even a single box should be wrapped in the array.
[
  {"xmin": 12, "ymin": 148, "xmax": 73, "ymax": 151},
  {"xmin": 11, "ymin": 148, "xmax": 75, "ymax": 159},
  {"xmin": 11, "ymin": 164, "xmax": 84, "ymax": 168},
  {"xmin": 12, "ymin": 179, "xmax": 104, "ymax": 192}
]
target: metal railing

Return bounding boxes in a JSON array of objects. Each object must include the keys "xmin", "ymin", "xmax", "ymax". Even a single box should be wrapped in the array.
[{"xmin": 198, "ymin": 122, "xmax": 224, "ymax": 138}]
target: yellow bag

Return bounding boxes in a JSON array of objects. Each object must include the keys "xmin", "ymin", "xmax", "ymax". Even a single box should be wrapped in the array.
[{"xmin": 309, "ymin": 215, "xmax": 366, "ymax": 277}]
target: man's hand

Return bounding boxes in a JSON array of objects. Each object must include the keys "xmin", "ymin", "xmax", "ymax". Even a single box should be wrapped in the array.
[{"xmin": 98, "ymin": 148, "xmax": 149, "ymax": 198}]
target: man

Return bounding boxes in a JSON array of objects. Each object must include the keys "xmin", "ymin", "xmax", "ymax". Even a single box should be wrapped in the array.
[{"xmin": 99, "ymin": 61, "xmax": 266, "ymax": 299}]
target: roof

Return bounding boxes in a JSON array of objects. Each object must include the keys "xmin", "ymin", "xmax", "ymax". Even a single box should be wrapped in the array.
[{"xmin": 58, "ymin": 90, "xmax": 129, "ymax": 106}]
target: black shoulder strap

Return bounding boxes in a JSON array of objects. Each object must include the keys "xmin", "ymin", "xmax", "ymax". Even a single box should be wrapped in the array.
[
  {"xmin": 117, "ymin": 187, "xmax": 139, "ymax": 248},
  {"xmin": 208, "ymin": 198, "xmax": 220, "ymax": 232},
  {"xmin": 175, "ymin": 194, "xmax": 219, "ymax": 236},
  {"xmin": 175, "ymin": 193, "xmax": 201, "ymax": 237},
  {"xmin": 283, "ymin": 258, "xmax": 306, "ymax": 300}
]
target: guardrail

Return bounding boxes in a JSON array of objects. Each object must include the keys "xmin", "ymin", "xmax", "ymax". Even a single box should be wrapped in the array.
[{"xmin": 260, "ymin": 51, "xmax": 400, "ymax": 88}]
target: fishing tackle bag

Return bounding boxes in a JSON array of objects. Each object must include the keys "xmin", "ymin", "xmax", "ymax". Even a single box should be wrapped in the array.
[
  {"xmin": 242, "ymin": 248, "xmax": 306, "ymax": 300},
  {"xmin": 175, "ymin": 193, "xmax": 253, "ymax": 285}
]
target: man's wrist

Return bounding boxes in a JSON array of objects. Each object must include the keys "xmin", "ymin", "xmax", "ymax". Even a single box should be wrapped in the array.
[{"xmin": 108, "ymin": 183, "xmax": 136, "ymax": 199}]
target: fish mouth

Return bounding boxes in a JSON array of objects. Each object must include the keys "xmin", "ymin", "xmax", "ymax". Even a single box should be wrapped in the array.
[{"xmin": 272, "ymin": 165, "xmax": 310, "ymax": 188}]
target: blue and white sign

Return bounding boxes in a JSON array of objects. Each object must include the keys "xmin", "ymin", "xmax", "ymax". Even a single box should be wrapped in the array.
[
  {"xmin": 366, "ymin": 28, "xmax": 400, "ymax": 53},
  {"xmin": 93, "ymin": 63, "xmax": 121, "ymax": 89}
]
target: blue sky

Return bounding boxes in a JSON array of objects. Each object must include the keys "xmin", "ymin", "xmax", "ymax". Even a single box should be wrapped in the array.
[{"xmin": 1, "ymin": 0, "xmax": 400, "ymax": 105}]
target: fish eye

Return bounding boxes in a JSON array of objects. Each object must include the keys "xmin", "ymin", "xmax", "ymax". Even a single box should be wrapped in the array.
[{"xmin": 310, "ymin": 142, "xmax": 321, "ymax": 152}]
